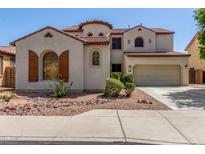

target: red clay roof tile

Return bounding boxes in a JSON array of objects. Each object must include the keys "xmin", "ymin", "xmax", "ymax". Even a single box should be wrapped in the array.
[
  {"xmin": 80, "ymin": 36, "xmax": 110, "ymax": 45},
  {"xmin": 124, "ymin": 51, "xmax": 190, "ymax": 57},
  {"xmin": 0, "ymin": 46, "xmax": 16, "ymax": 56},
  {"xmin": 79, "ymin": 20, "xmax": 113, "ymax": 29},
  {"xmin": 150, "ymin": 28, "xmax": 175, "ymax": 34},
  {"xmin": 111, "ymin": 29, "xmax": 128, "ymax": 34},
  {"xmin": 10, "ymin": 26, "xmax": 86, "ymax": 46}
]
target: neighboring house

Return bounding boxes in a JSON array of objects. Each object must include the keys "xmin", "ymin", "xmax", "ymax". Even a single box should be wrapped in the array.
[
  {"xmin": 10, "ymin": 20, "xmax": 190, "ymax": 91},
  {"xmin": 185, "ymin": 32, "xmax": 205, "ymax": 84},
  {"xmin": 0, "ymin": 46, "xmax": 16, "ymax": 87}
]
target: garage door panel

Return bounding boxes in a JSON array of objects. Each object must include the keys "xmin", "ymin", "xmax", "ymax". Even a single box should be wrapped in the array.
[{"xmin": 134, "ymin": 65, "xmax": 180, "ymax": 86}]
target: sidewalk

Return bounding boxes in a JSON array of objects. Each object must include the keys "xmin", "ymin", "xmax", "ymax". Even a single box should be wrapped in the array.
[{"xmin": 0, "ymin": 110, "xmax": 205, "ymax": 144}]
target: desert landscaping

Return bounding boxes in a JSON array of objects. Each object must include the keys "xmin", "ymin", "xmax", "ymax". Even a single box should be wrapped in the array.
[{"xmin": 0, "ymin": 89, "xmax": 170, "ymax": 116}]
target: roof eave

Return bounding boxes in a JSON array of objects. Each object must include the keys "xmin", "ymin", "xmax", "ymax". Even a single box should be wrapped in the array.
[
  {"xmin": 185, "ymin": 32, "xmax": 199, "ymax": 51},
  {"xmin": 10, "ymin": 26, "xmax": 86, "ymax": 46},
  {"xmin": 0, "ymin": 50, "xmax": 15, "ymax": 56},
  {"xmin": 156, "ymin": 32, "xmax": 175, "ymax": 34},
  {"xmin": 124, "ymin": 52, "xmax": 191, "ymax": 57},
  {"xmin": 85, "ymin": 42, "xmax": 109, "ymax": 45},
  {"xmin": 124, "ymin": 25, "xmax": 156, "ymax": 34}
]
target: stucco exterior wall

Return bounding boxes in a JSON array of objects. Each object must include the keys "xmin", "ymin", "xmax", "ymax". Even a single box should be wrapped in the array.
[
  {"xmin": 123, "ymin": 26, "xmax": 156, "ymax": 52},
  {"xmin": 156, "ymin": 34, "xmax": 173, "ymax": 51},
  {"xmin": 110, "ymin": 34, "xmax": 124, "ymax": 64},
  {"xmin": 186, "ymin": 37, "xmax": 205, "ymax": 70},
  {"xmin": 84, "ymin": 44, "xmax": 110, "ymax": 90},
  {"xmin": 82, "ymin": 24, "xmax": 111, "ymax": 37},
  {"xmin": 124, "ymin": 56, "xmax": 189, "ymax": 85},
  {"xmin": 15, "ymin": 28, "xmax": 84, "ymax": 90},
  {"xmin": 0, "ymin": 54, "xmax": 13, "ymax": 86}
]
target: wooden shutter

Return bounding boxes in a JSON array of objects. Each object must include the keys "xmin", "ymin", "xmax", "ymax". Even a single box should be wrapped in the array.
[
  {"xmin": 59, "ymin": 50, "xmax": 69, "ymax": 82},
  {"xmin": 28, "ymin": 50, "xmax": 38, "ymax": 82}
]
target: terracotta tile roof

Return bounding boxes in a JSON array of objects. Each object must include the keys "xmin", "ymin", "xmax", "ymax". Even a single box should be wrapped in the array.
[
  {"xmin": 79, "ymin": 20, "xmax": 113, "ymax": 29},
  {"xmin": 62, "ymin": 21, "xmax": 174, "ymax": 34},
  {"xmin": 111, "ymin": 27, "xmax": 174, "ymax": 35},
  {"xmin": 150, "ymin": 28, "xmax": 175, "ymax": 34},
  {"xmin": 63, "ymin": 25, "xmax": 82, "ymax": 32},
  {"xmin": 0, "ymin": 46, "xmax": 16, "ymax": 56},
  {"xmin": 63, "ymin": 20, "xmax": 113, "ymax": 32},
  {"xmin": 10, "ymin": 26, "xmax": 86, "ymax": 46},
  {"xmin": 111, "ymin": 28, "xmax": 128, "ymax": 34},
  {"xmin": 80, "ymin": 36, "xmax": 110, "ymax": 45},
  {"xmin": 124, "ymin": 51, "xmax": 190, "ymax": 57}
]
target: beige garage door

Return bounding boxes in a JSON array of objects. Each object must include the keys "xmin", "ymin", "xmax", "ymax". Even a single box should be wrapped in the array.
[{"xmin": 133, "ymin": 65, "xmax": 181, "ymax": 86}]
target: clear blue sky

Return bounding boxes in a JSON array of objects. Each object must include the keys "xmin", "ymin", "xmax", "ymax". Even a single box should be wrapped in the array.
[{"xmin": 0, "ymin": 8, "xmax": 197, "ymax": 51}]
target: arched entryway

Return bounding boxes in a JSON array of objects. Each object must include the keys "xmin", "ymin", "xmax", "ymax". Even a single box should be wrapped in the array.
[{"xmin": 43, "ymin": 52, "xmax": 59, "ymax": 80}]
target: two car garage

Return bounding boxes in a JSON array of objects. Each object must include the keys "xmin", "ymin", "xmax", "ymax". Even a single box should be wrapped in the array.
[
  {"xmin": 133, "ymin": 65, "xmax": 181, "ymax": 86},
  {"xmin": 124, "ymin": 52, "xmax": 190, "ymax": 86}
]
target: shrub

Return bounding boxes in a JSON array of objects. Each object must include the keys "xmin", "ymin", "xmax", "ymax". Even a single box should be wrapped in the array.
[
  {"xmin": 104, "ymin": 78, "xmax": 125, "ymax": 97},
  {"xmin": 110, "ymin": 72, "xmax": 122, "ymax": 80},
  {"xmin": 121, "ymin": 73, "xmax": 134, "ymax": 84},
  {"xmin": 49, "ymin": 79, "xmax": 73, "ymax": 98},
  {"xmin": 0, "ymin": 94, "xmax": 14, "ymax": 103},
  {"xmin": 125, "ymin": 82, "xmax": 135, "ymax": 96}
]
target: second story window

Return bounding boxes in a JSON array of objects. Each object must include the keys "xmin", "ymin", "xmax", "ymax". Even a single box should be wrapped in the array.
[
  {"xmin": 135, "ymin": 37, "xmax": 144, "ymax": 47},
  {"xmin": 112, "ymin": 38, "xmax": 121, "ymax": 49},
  {"xmin": 87, "ymin": 32, "xmax": 93, "ymax": 37},
  {"xmin": 99, "ymin": 33, "xmax": 104, "ymax": 36}
]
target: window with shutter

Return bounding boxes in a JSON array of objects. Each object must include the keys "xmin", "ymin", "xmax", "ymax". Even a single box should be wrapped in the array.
[
  {"xmin": 59, "ymin": 50, "xmax": 69, "ymax": 82},
  {"xmin": 28, "ymin": 50, "xmax": 38, "ymax": 82}
]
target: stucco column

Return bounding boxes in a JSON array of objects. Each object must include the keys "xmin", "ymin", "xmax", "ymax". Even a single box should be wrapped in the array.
[{"xmin": 180, "ymin": 64, "xmax": 189, "ymax": 85}]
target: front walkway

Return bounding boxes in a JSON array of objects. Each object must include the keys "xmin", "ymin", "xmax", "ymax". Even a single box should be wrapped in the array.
[
  {"xmin": 139, "ymin": 86, "xmax": 205, "ymax": 110},
  {"xmin": 0, "ymin": 110, "xmax": 205, "ymax": 144}
]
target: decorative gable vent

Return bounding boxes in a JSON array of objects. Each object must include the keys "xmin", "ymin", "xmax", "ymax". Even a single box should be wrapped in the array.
[
  {"xmin": 45, "ymin": 32, "xmax": 53, "ymax": 38},
  {"xmin": 138, "ymin": 28, "xmax": 142, "ymax": 31}
]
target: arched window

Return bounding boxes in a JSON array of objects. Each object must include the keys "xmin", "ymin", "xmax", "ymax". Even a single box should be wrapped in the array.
[
  {"xmin": 87, "ymin": 32, "xmax": 93, "ymax": 36},
  {"xmin": 92, "ymin": 51, "xmax": 100, "ymax": 66},
  {"xmin": 135, "ymin": 37, "xmax": 144, "ymax": 47},
  {"xmin": 43, "ymin": 52, "xmax": 59, "ymax": 80},
  {"xmin": 99, "ymin": 33, "xmax": 104, "ymax": 36}
]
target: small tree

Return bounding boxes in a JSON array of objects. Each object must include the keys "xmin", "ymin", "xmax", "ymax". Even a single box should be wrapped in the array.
[{"xmin": 194, "ymin": 8, "xmax": 205, "ymax": 59}]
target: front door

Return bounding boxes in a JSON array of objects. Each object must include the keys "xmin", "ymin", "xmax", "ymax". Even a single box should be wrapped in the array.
[{"xmin": 189, "ymin": 68, "xmax": 195, "ymax": 84}]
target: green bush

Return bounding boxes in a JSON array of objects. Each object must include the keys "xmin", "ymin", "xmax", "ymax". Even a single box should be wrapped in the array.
[
  {"xmin": 121, "ymin": 73, "xmax": 134, "ymax": 84},
  {"xmin": 110, "ymin": 72, "xmax": 122, "ymax": 80},
  {"xmin": 125, "ymin": 82, "xmax": 135, "ymax": 91},
  {"xmin": 125, "ymin": 82, "xmax": 135, "ymax": 96},
  {"xmin": 49, "ymin": 79, "xmax": 73, "ymax": 98},
  {"xmin": 0, "ymin": 94, "xmax": 14, "ymax": 103},
  {"xmin": 104, "ymin": 78, "xmax": 125, "ymax": 97}
]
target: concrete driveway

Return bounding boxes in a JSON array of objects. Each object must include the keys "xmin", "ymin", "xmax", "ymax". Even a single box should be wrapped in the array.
[{"xmin": 139, "ymin": 86, "xmax": 205, "ymax": 110}]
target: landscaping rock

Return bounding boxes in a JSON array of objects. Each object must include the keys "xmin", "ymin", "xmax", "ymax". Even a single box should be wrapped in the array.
[{"xmin": 0, "ymin": 89, "xmax": 170, "ymax": 116}]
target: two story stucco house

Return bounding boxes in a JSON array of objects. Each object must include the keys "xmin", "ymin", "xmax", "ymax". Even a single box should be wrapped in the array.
[{"xmin": 10, "ymin": 20, "xmax": 190, "ymax": 91}]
